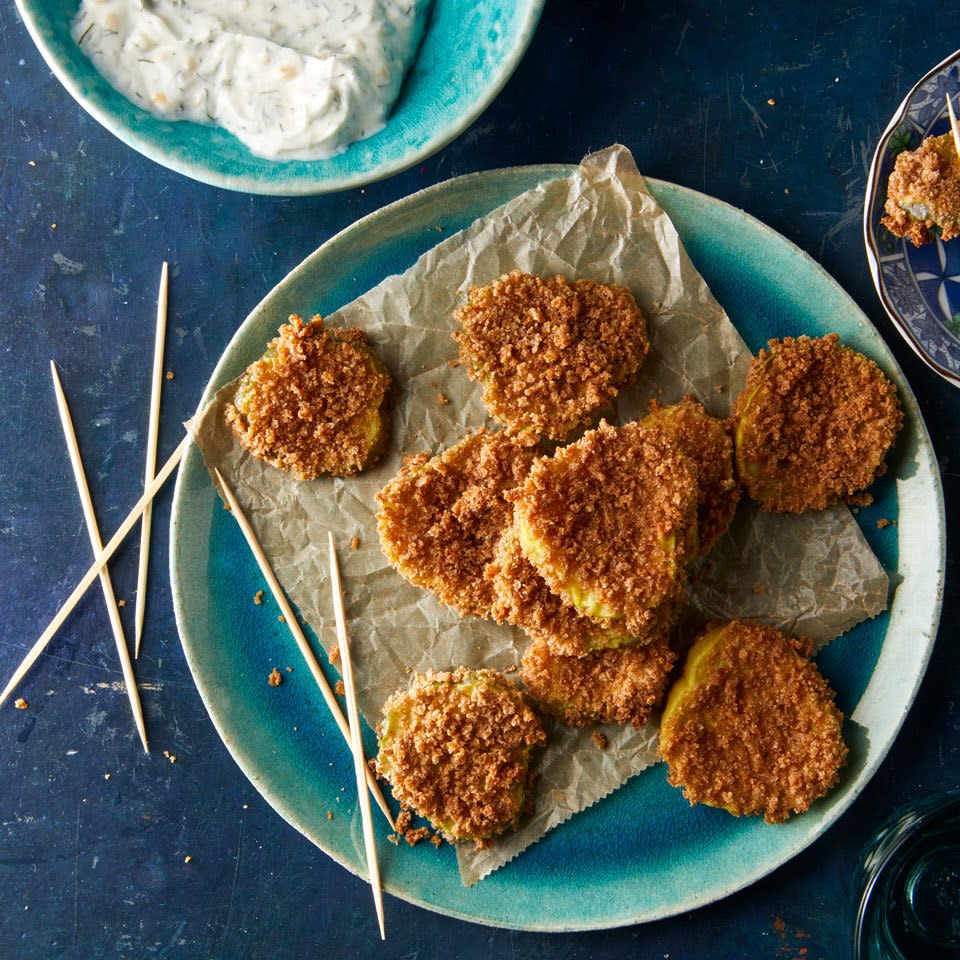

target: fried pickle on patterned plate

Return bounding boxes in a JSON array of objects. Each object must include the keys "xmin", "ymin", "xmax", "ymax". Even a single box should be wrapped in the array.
[
  {"xmin": 375, "ymin": 667, "xmax": 546, "ymax": 846},
  {"xmin": 732, "ymin": 333, "xmax": 902, "ymax": 513},
  {"xmin": 375, "ymin": 429, "xmax": 538, "ymax": 619},
  {"xmin": 641, "ymin": 397, "xmax": 740, "ymax": 553},
  {"xmin": 510, "ymin": 420, "xmax": 699, "ymax": 634},
  {"xmin": 225, "ymin": 314, "xmax": 392, "ymax": 480},
  {"xmin": 486, "ymin": 526, "xmax": 679, "ymax": 655},
  {"xmin": 520, "ymin": 634, "xmax": 677, "ymax": 728},
  {"xmin": 881, "ymin": 132, "xmax": 960, "ymax": 246},
  {"xmin": 453, "ymin": 271, "xmax": 649, "ymax": 439},
  {"xmin": 659, "ymin": 619, "xmax": 848, "ymax": 824}
]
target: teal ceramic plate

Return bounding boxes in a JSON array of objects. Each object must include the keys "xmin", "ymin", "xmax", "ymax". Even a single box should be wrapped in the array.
[
  {"xmin": 14, "ymin": 0, "xmax": 544, "ymax": 195},
  {"xmin": 170, "ymin": 167, "xmax": 944, "ymax": 931}
]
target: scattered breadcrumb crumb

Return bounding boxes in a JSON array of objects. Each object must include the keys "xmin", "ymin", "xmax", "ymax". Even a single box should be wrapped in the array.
[
  {"xmin": 404, "ymin": 827, "xmax": 431, "ymax": 846},
  {"xmin": 268, "ymin": 668, "xmax": 283, "ymax": 687},
  {"xmin": 166, "ymin": 370, "xmax": 175, "ymax": 381},
  {"xmin": 183, "ymin": 855, "xmax": 192, "ymax": 863},
  {"xmin": 117, "ymin": 599, "xmax": 127, "ymax": 607},
  {"xmin": 876, "ymin": 517, "xmax": 895, "ymax": 529},
  {"xmin": 436, "ymin": 392, "xmax": 449, "ymax": 405},
  {"xmin": 335, "ymin": 680, "xmax": 345, "ymax": 696},
  {"xmin": 277, "ymin": 615, "xmax": 286, "ymax": 624},
  {"xmin": 14, "ymin": 698, "xmax": 28, "ymax": 710},
  {"xmin": 329, "ymin": 644, "xmax": 340, "ymax": 665},
  {"xmin": 326, "ymin": 811, "xmax": 334, "ymax": 821},
  {"xmin": 591, "ymin": 731, "xmax": 608, "ymax": 749},
  {"xmin": 388, "ymin": 809, "xmax": 439, "ymax": 847},
  {"xmin": 253, "ymin": 590, "xmax": 264, "ymax": 605},
  {"xmin": 350, "ymin": 536, "xmax": 361, "ymax": 551},
  {"xmin": 163, "ymin": 751, "xmax": 177, "ymax": 763}
]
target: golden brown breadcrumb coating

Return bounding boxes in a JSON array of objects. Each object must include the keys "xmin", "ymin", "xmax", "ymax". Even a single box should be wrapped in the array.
[
  {"xmin": 375, "ymin": 668, "xmax": 546, "ymax": 845},
  {"xmin": 642, "ymin": 397, "xmax": 741, "ymax": 553},
  {"xmin": 881, "ymin": 132, "xmax": 960, "ymax": 246},
  {"xmin": 520, "ymin": 635, "xmax": 677, "ymax": 728},
  {"xmin": 659, "ymin": 620, "xmax": 848, "ymax": 824},
  {"xmin": 486, "ymin": 526, "xmax": 678, "ymax": 655},
  {"xmin": 375, "ymin": 429, "xmax": 538, "ymax": 619},
  {"xmin": 733, "ymin": 334, "xmax": 902, "ymax": 513},
  {"xmin": 453, "ymin": 271, "xmax": 649, "ymax": 439},
  {"xmin": 510, "ymin": 420, "xmax": 699, "ymax": 634},
  {"xmin": 225, "ymin": 314, "xmax": 392, "ymax": 480}
]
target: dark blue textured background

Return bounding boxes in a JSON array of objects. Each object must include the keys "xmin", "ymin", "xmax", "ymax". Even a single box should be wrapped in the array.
[{"xmin": 2, "ymin": 2, "xmax": 958, "ymax": 957}]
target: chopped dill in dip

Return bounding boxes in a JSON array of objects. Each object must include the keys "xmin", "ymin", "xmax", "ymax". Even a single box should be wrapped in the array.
[{"xmin": 71, "ymin": 0, "xmax": 431, "ymax": 160}]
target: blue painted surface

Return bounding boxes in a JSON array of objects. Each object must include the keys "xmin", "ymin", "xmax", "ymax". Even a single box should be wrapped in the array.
[{"xmin": 2, "ymin": 1, "xmax": 960, "ymax": 957}]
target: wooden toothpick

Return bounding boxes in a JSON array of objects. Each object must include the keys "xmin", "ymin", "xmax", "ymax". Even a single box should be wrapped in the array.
[
  {"xmin": 50, "ymin": 361, "xmax": 149, "ymax": 752},
  {"xmin": 328, "ymin": 532, "xmax": 385, "ymax": 940},
  {"xmin": 134, "ymin": 261, "xmax": 169, "ymax": 657},
  {"xmin": 212, "ymin": 469, "xmax": 394, "ymax": 830},
  {"xmin": 0, "ymin": 432, "xmax": 190, "ymax": 706},
  {"xmin": 947, "ymin": 93, "xmax": 960, "ymax": 158}
]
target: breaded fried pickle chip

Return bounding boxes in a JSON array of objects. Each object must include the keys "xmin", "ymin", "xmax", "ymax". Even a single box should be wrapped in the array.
[
  {"xmin": 454, "ymin": 271, "xmax": 649, "ymax": 439},
  {"xmin": 486, "ymin": 526, "xmax": 677, "ymax": 655},
  {"xmin": 733, "ymin": 334, "xmax": 902, "ymax": 513},
  {"xmin": 225, "ymin": 314, "xmax": 391, "ymax": 480},
  {"xmin": 375, "ymin": 668, "xmax": 546, "ymax": 845},
  {"xmin": 511, "ymin": 420, "xmax": 699, "ymax": 634},
  {"xmin": 520, "ymin": 635, "xmax": 677, "ymax": 728},
  {"xmin": 881, "ymin": 132, "xmax": 960, "ymax": 246},
  {"xmin": 376, "ymin": 429, "xmax": 537, "ymax": 619},
  {"xmin": 642, "ymin": 397, "xmax": 740, "ymax": 553},
  {"xmin": 659, "ymin": 620, "xmax": 848, "ymax": 824}
]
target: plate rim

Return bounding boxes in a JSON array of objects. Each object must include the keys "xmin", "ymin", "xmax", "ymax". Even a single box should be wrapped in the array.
[
  {"xmin": 863, "ymin": 46, "xmax": 960, "ymax": 387},
  {"xmin": 12, "ymin": 0, "xmax": 547, "ymax": 195},
  {"xmin": 171, "ymin": 163, "xmax": 945, "ymax": 930}
]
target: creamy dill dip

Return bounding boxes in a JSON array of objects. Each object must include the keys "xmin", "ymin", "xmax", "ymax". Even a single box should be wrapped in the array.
[{"xmin": 71, "ymin": 0, "xmax": 430, "ymax": 160}]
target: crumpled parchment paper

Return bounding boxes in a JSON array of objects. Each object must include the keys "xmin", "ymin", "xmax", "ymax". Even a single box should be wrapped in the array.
[{"xmin": 192, "ymin": 144, "xmax": 889, "ymax": 885}]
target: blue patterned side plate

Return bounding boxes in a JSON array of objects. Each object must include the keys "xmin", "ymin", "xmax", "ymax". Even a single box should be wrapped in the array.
[
  {"xmin": 13, "ymin": 0, "xmax": 545, "ymax": 195},
  {"xmin": 864, "ymin": 49, "xmax": 960, "ymax": 386}
]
